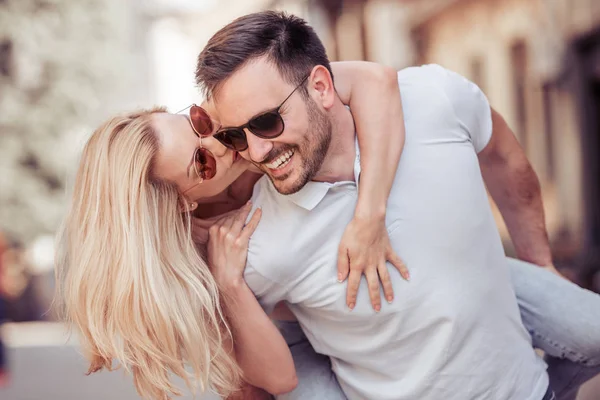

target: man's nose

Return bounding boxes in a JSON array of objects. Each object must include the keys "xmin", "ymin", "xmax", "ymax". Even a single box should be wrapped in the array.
[{"xmin": 244, "ymin": 129, "xmax": 273, "ymax": 163}]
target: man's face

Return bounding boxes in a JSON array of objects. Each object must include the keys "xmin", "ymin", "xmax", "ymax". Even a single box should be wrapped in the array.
[{"xmin": 211, "ymin": 58, "xmax": 332, "ymax": 195}]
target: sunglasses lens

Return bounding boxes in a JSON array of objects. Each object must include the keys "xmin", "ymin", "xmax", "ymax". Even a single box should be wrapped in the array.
[
  {"xmin": 189, "ymin": 105, "xmax": 213, "ymax": 136},
  {"xmin": 195, "ymin": 148, "xmax": 217, "ymax": 180},
  {"xmin": 215, "ymin": 130, "xmax": 248, "ymax": 151},
  {"xmin": 248, "ymin": 111, "xmax": 284, "ymax": 138}
]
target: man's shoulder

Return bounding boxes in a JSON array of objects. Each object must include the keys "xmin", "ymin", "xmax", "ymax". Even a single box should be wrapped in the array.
[
  {"xmin": 396, "ymin": 64, "xmax": 477, "ymax": 102},
  {"xmin": 392, "ymin": 64, "xmax": 459, "ymax": 129},
  {"xmin": 397, "ymin": 64, "xmax": 448, "ymax": 88},
  {"xmin": 395, "ymin": 64, "xmax": 491, "ymax": 146}
]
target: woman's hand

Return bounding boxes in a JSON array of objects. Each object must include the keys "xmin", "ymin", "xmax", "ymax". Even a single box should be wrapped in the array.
[
  {"xmin": 207, "ymin": 202, "xmax": 262, "ymax": 291},
  {"xmin": 191, "ymin": 209, "xmax": 240, "ymax": 246},
  {"xmin": 338, "ymin": 215, "xmax": 408, "ymax": 312},
  {"xmin": 329, "ymin": 61, "xmax": 409, "ymax": 311}
]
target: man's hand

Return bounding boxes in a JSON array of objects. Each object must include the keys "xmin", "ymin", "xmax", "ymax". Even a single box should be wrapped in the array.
[{"xmin": 337, "ymin": 216, "xmax": 408, "ymax": 311}]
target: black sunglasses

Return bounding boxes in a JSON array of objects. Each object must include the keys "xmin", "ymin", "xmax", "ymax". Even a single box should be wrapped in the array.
[{"xmin": 213, "ymin": 75, "xmax": 309, "ymax": 151}]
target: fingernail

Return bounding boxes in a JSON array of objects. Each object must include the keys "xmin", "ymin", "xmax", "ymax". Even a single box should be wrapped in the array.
[
  {"xmin": 337, "ymin": 273, "xmax": 343, "ymax": 282},
  {"xmin": 387, "ymin": 295, "xmax": 393, "ymax": 303},
  {"xmin": 348, "ymin": 303, "xmax": 355, "ymax": 310},
  {"xmin": 375, "ymin": 305, "xmax": 381, "ymax": 312},
  {"xmin": 405, "ymin": 271, "xmax": 411, "ymax": 281}
]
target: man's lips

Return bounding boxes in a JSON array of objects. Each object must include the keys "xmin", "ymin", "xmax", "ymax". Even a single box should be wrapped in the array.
[
  {"xmin": 264, "ymin": 149, "xmax": 294, "ymax": 170},
  {"xmin": 261, "ymin": 150, "xmax": 295, "ymax": 178}
]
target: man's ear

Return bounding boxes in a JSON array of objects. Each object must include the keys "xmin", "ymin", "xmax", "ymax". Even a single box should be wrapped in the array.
[{"xmin": 308, "ymin": 65, "xmax": 336, "ymax": 110}]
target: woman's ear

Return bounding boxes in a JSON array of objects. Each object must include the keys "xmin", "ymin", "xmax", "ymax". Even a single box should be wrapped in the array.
[
  {"xmin": 180, "ymin": 199, "xmax": 198, "ymax": 213},
  {"xmin": 308, "ymin": 65, "xmax": 336, "ymax": 110}
]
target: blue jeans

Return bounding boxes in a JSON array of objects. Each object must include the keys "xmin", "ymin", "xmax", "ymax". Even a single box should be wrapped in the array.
[
  {"xmin": 275, "ymin": 258, "xmax": 600, "ymax": 400},
  {"xmin": 509, "ymin": 258, "xmax": 600, "ymax": 400}
]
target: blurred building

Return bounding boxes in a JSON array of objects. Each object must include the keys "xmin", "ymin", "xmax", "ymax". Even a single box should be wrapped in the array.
[
  {"xmin": 0, "ymin": 0, "xmax": 153, "ymax": 244},
  {"xmin": 408, "ymin": 0, "xmax": 600, "ymax": 285},
  {"xmin": 270, "ymin": 0, "xmax": 414, "ymax": 68}
]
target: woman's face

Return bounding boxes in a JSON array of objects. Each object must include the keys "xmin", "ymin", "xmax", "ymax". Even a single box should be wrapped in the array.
[{"xmin": 151, "ymin": 111, "xmax": 250, "ymax": 200}]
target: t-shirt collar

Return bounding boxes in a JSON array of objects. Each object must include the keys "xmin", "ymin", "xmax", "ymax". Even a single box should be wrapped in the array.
[{"xmin": 286, "ymin": 139, "xmax": 361, "ymax": 211}]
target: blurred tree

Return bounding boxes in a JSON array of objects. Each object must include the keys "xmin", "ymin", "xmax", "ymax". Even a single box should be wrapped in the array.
[{"xmin": 0, "ymin": 0, "xmax": 150, "ymax": 243}]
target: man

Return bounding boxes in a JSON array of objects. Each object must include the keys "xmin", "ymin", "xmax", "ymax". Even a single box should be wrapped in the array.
[{"xmin": 196, "ymin": 11, "xmax": 600, "ymax": 400}]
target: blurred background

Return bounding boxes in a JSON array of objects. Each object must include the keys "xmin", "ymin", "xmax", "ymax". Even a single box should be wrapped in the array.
[{"xmin": 0, "ymin": 0, "xmax": 599, "ymax": 399}]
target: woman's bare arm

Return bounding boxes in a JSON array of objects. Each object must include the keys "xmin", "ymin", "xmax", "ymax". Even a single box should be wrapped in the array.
[
  {"xmin": 223, "ymin": 283, "xmax": 296, "ymax": 395},
  {"xmin": 205, "ymin": 204, "xmax": 297, "ymax": 395},
  {"xmin": 330, "ymin": 61, "xmax": 409, "ymax": 310}
]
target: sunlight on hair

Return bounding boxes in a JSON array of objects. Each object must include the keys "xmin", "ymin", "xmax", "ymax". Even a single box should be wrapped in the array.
[{"xmin": 54, "ymin": 107, "xmax": 242, "ymax": 399}]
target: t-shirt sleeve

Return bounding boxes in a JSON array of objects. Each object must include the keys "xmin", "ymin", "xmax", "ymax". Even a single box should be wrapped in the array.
[{"xmin": 434, "ymin": 65, "xmax": 493, "ymax": 153}]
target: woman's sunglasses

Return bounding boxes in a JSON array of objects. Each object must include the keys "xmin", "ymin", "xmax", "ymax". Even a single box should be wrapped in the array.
[
  {"xmin": 176, "ymin": 104, "xmax": 218, "ymax": 182},
  {"xmin": 191, "ymin": 144, "xmax": 216, "ymax": 181},
  {"xmin": 212, "ymin": 75, "xmax": 309, "ymax": 152}
]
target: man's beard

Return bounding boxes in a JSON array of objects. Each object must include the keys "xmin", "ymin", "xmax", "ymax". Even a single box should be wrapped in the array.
[{"xmin": 263, "ymin": 98, "xmax": 332, "ymax": 195}]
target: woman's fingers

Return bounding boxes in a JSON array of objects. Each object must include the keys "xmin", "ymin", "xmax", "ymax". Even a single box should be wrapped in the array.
[
  {"xmin": 241, "ymin": 208, "xmax": 262, "ymax": 241},
  {"xmin": 231, "ymin": 202, "xmax": 253, "ymax": 234}
]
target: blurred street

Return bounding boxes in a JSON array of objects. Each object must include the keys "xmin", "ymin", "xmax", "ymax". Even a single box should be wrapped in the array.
[
  {"xmin": 0, "ymin": 322, "xmax": 599, "ymax": 400},
  {"xmin": 0, "ymin": 323, "xmax": 219, "ymax": 400}
]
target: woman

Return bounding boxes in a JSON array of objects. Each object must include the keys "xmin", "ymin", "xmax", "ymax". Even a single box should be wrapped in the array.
[{"xmin": 55, "ymin": 61, "xmax": 408, "ymax": 399}]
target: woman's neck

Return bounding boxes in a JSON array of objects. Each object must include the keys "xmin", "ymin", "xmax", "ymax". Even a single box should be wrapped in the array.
[{"xmin": 193, "ymin": 170, "xmax": 262, "ymax": 219}]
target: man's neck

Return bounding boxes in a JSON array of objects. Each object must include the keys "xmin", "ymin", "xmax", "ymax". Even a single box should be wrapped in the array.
[{"xmin": 312, "ymin": 102, "xmax": 356, "ymax": 183}]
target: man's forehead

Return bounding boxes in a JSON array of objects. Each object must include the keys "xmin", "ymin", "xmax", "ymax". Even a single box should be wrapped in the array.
[{"xmin": 212, "ymin": 59, "xmax": 288, "ymax": 125}]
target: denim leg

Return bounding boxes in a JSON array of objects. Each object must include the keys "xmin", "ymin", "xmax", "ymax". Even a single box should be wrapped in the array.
[
  {"xmin": 274, "ymin": 320, "xmax": 347, "ymax": 400},
  {"xmin": 509, "ymin": 258, "xmax": 600, "ymax": 400},
  {"xmin": 542, "ymin": 385, "xmax": 557, "ymax": 400},
  {"xmin": 544, "ymin": 355, "xmax": 600, "ymax": 400}
]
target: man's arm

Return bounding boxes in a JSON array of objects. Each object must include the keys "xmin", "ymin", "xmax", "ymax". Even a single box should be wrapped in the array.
[
  {"xmin": 433, "ymin": 64, "xmax": 553, "ymax": 268},
  {"xmin": 478, "ymin": 108, "xmax": 553, "ymax": 267}
]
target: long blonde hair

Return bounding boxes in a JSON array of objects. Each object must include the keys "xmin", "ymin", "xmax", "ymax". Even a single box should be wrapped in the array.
[{"xmin": 55, "ymin": 107, "xmax": 242, "ymax": 399}]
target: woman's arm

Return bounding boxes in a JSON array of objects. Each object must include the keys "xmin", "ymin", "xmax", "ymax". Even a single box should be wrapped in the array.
[
  {"xmin": 206, "ymin": 203, "xmax": 297, "ymax": 395},
  {"xmin": 330, "ymin": 61, "xmax": 409, "ymax": 311},
  {"xmin": 224, "ymin": 283, "xmax": 296, "ymax": 395}
]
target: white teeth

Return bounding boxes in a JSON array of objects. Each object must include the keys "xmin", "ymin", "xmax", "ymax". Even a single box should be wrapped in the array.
[{"xmin": 266, "ymin": 150, "xmax": 294, "ymax": 169}]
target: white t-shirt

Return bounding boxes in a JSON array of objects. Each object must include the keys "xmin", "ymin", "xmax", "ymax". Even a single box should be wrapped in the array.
[{"xmin": 245, "ymin": 64, "xmax": 549, "ymax": 400}]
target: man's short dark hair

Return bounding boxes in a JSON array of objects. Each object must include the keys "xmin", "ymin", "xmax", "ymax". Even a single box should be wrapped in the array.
[{"xmin": 195, "ymin": 11, "xmax": 333, "ymax": 98}]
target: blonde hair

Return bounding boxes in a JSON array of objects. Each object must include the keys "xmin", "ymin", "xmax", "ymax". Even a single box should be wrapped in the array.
[{"xmin": 55, "ymin": 107, "xmax": 242, "ymax": 399}]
